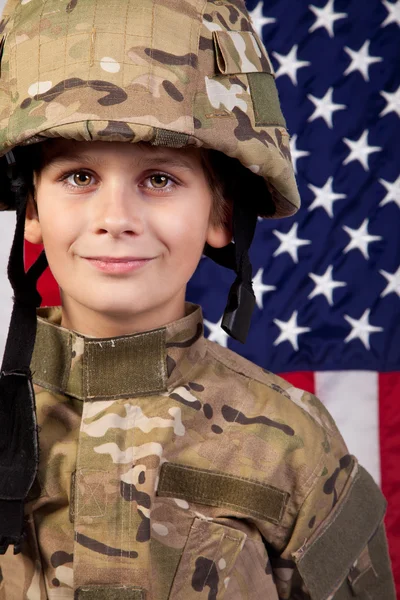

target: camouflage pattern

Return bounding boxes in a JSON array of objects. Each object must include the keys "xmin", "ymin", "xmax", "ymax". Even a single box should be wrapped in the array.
[
  {"xmin": 0, "ymin": 304, "xmax": 394, "ymax": 599},
  {"xmin": 0, "ymin": 0, "xmax": 299, "ymax": 218}
]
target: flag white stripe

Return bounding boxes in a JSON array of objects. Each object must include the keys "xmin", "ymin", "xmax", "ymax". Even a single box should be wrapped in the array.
[
  {"xmin": 0, "ymin": 212, "xmax": 15, "ymax": 358},
  {"xmin": 315, "ymin": 371, "xmax": 380, "ymax": 486}
]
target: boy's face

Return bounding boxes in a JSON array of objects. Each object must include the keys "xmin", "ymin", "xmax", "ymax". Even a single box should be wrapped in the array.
[{"xmin": 25, "ymin": 140, "xmax": 230, "ymax": 336}]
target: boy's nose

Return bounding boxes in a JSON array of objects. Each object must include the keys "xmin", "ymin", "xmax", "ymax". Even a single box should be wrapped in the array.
[{"xmin": 91, "ymin": 184, "xmax": 145, "ymax": 238}]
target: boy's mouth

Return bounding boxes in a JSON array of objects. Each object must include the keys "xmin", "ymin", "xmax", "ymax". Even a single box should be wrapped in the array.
[{"xmin": 83, "ymin": 256, "xmax": 154, "ymax": 274}]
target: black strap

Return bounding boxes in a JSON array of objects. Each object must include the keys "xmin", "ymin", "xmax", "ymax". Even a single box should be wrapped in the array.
[
  {"xmin": 0, "ymin": 177, "xmax": 48, "ymax": 555},
  {"xmin": 2, "ymin": 192, "xmax": 47, "ymax": 371},
  {"xmin": 204, "ymin": 196, "xmax": 258, "ymax": 343}
]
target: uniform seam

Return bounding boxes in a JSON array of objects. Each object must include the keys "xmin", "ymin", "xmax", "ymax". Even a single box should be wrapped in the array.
[{"xmin": 203, "ymin": 531, "xmax": 223, "ymax": 588}]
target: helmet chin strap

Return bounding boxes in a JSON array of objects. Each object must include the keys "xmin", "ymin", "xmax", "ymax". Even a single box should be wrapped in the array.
[
  {"xmin": 204, "ymin": 196, "xmax": 258, "ymax": 344},
  {"xmin": 0, "ymin": 156, "xmax": 48, "ymax": 555}
]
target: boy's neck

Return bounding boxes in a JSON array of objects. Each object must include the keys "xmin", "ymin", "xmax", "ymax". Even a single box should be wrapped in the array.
[{"xmin": 59, "ymin": 294, "xmax": 187, "ymax": 338}]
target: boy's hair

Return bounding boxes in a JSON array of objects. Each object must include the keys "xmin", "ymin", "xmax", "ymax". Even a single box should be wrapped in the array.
[
  {"xmin": 200, "ymin": 149, "xmax": 235, "ymax": 228},
  {"xmin": 200, "ymin": 149, "xmax": 275, "ymax": 228}
]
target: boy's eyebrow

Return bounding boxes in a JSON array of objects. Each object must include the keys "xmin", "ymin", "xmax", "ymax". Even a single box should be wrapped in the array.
[{"xmin": 44, "ymin": 149, "xmax": 197, "ymax": 171}]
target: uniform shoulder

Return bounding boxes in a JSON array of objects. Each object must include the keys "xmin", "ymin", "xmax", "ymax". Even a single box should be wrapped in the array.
[{"xmin": 204, "ymin": 338, "xmax": 342, "ymax": 441}]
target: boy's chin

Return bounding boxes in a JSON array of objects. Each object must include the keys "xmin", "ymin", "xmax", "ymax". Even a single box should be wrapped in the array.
[
  {"xmin": 84, "ymin": 300, "xmax": 156, "ymax": 321},
  {"xmin": 65, "ymin": 295, "xmax": 173, "ymax": 323}
]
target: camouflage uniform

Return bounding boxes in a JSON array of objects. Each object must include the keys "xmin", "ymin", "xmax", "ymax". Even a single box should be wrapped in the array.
[
  {"xmin": 0, "ymin": 303, "xmax": 395, "ymax": 599},
  {"xmin": 0, "ymin": 0, "xmax": 396, "ymax": 598}
]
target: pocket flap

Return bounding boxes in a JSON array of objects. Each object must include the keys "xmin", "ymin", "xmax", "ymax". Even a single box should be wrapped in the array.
[
  {"xmin": 169, "ymin": 518, "xmax": 247, "ymax": 600},
  {"xmin": 213, "ymin": 30, "xmax": 273, "ymax": 74}
]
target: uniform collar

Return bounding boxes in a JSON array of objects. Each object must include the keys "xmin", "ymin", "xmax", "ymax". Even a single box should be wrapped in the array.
[{"xmin": 30, "ymin": 303, "xmax": 206, "ymax": 400}]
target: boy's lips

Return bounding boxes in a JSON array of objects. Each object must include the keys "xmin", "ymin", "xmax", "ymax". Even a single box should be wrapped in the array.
[{"xmin": 83, "ymin": 256, "xmax": 155, "ymax": 274}]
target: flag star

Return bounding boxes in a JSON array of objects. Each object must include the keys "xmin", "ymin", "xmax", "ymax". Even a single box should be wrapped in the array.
[
  {"xmin": 273, "ymin": 310, "xmax": 311, "ymax": 351},
  {"xmin": 344, "ymin": 309, "xmax": 383, "ymax": 350},
  {"xmin": 204, "ymin": 317, "xmax": 229, "ymax": 348},
  {"xmin": 308, "ymin": 177, "xmax": 346, "ymax": 218},
  {"xmin": 272, "ymin": 45, "xmax": 311, "ymax": 86},
  {"xmin": 381, "ymin": 0, "xmax": 400, "ymax": 28},
  {"xmin": 380, "ymin": 86, "xmax": 400, "ymax": 118},
  {"xmin": 379, "ymin": 174, "xmax": 400, "ymax": 209},
  {"xmin": 344, "ymin": 40, "xmax": 383, "ymax": 82},
  {"xmin": 308, "ymin": 265, "xmax": 346, "ymax": 305},
  {"xmin": 308, "ymin": 176, "xmax": 346, "ymax": 218},
  {"xmin": 273, "ymin": 222, "xmax": 312, "ymax": 263},
  {"xmin": 309, "ymin": 0, "xmax": 347, "ymax": 38},
  {"xmin": 343, "ymin": 218, "xmax": 382, "ymax": 260},
  {"xmin": 343, "ymin": 130, "xmax": 382, "ymax": 171},
  {"xmin": 380, "ymin": 266, "xmax": 400, "ymax": 298},
  {"xmin": 290, "ymin": 134, "xmax": 310, "ymax": 174},
  {"xmin": 307, "ymin": 87, "xmax": 346, "ymax": 128},
  {"xmin": 252, "ymin": 268, "xmax": 276, "ymax": 310},
  {"xmin": 249, "ymin": 2, "xmax": 276, "ymax": 37}
]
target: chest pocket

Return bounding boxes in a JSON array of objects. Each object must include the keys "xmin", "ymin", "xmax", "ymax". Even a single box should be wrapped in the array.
[
  {"xmin": 168, "ymin": 517, "xmax": 247, "ymax": 600},
  {"xmin": 157, "ymin": 462, "xmax": 288, "ymax": 599}
]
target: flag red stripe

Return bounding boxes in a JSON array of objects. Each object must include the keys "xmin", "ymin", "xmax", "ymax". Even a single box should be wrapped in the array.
[
  {"xmin": 379, "ymin": 372, "xmax": 400, "ymax": 598},
  {"xmin": 25, "ymin": 241, "xmax": 60, "ymax": 306},
  {"xmin": 279, "ymin": 371, "xmax": 316, "ymax": 395}
]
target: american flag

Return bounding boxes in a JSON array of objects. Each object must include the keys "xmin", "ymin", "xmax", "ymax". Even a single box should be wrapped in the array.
[
  {"xmin": 0, "ymin": 0, "xmax": 398, "ymax": 594},
  {"xmin": 189, "ymin": 0, "xmax": 400, "ymax": 593}
]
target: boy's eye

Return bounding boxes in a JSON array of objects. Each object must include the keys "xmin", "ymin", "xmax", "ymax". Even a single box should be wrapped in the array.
[
  {"xmin": 149, "ymin": 174, "xmax": 169, "ymax": 189},
  {"xmin": 69, "ymin": 172, "xmax": 93, "ymax": 187}
]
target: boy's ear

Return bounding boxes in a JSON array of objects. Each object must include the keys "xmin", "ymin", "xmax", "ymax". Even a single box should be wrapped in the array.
[
  {"xmin": 207, "ymin": 202, "xmax": 233, "ymax": 248},
  {"xmin": 24, "ymin": 196, "xmax": 43, "ymax": 244},
  {"xmin": 206, "ymin": 221, "xmax": 233, "ymax": 249}
]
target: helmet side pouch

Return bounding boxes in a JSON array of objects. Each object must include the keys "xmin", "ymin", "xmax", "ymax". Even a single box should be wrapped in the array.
[{"xmin": 212, "ymin": 29, "xmax": 286, "ymax": 129}]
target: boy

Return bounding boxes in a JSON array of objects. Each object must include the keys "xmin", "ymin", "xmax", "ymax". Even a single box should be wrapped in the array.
[{"xmin": 0, "ymin": 0, "xmax": 395, "ymax": 599}]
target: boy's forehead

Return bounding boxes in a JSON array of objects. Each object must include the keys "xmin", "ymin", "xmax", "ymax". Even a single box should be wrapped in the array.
[{"xmin": 41, "ymin": 139, "xmax": 202, "ymax": 168}]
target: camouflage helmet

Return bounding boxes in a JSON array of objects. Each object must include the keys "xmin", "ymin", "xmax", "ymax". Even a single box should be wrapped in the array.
[{"xmin": 0, "ymin": 0, "xmax": 299, "ymax": 218}]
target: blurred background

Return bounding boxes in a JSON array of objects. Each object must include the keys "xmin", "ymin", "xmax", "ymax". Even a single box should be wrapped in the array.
[{"xmin": 0, "ymin": 0, "xmax": 399, "ymax": 594}]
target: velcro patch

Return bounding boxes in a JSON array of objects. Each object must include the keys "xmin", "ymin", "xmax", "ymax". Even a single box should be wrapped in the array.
[
  {"xmin": 295, "ymin": 464, "xmax": 387, "ymax": 600},
  {"xmin": 157, "ymin": 463, "xmax": 288, "ymax": 524},
  {"xmin": 247, "ymin": 72, "xmax": 286, "ymax": 127}
]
